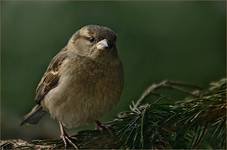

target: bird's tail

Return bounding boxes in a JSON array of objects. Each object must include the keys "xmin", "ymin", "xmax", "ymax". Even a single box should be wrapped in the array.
[{"xmin": 20, "ymin": 105, "xmax": 46, "ymax": 126}]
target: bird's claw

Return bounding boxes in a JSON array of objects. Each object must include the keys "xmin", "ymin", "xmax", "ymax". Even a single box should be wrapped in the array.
[
  {"xmin": 95, "ymin": 120, "xmax": 113, "ymax": 135},
  {"xmin": 61, "ymin": 135, "xmax": 78, "ymax": 149}
]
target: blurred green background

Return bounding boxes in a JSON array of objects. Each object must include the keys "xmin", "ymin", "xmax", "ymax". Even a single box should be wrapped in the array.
[{"xmin": 1, "ymin": 1, "xmax": 225, "ymax": 140}]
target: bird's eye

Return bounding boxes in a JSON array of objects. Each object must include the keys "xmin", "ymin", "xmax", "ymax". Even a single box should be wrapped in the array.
[{"xmin": 88, "ymin": 37, "xmax": 95, "ymax": 43}]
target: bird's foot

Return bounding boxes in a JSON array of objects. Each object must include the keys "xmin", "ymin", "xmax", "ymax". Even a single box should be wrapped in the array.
[
  {"xmin": 60, "ymin": 134, "xmax": 78, "ymax": 149},
  {"xmin": 59, "ymin": 121, "xmax": 78, "ymax": 149},
  {"xmin": 95, "ymin": 120, "xmax": 113, "ymax": 135}
]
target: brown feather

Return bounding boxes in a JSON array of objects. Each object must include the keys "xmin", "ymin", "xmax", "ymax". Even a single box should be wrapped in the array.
[{"xmin": 35, "ymin": 49, "xmax": 67, "ymax": 104}]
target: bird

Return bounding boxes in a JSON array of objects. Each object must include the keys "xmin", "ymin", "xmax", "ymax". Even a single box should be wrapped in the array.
[{"xmin": 21, "ymin": 25, "xmax": 124, "ymax": 149}]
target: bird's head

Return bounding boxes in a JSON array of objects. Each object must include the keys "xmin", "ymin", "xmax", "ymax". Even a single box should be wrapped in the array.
[{"xmin": 67, "ymin": 25, "xmax": 118, "ymax": 62}]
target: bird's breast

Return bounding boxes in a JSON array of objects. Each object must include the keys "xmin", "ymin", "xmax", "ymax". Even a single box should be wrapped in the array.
[{"xmin": 43, "ymin": 57, "xmax": 123, "ymax": 128}]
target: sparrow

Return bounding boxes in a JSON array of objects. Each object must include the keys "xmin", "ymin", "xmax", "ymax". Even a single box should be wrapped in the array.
[{"xmin": 21, "ymin": 25, "xmax": 124, "ymax": 149}]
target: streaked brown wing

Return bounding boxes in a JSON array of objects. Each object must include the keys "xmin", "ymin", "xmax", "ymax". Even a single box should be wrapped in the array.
[{"xmin": 35, "ymin": 50, "xmax": 67, "ymax": 104}]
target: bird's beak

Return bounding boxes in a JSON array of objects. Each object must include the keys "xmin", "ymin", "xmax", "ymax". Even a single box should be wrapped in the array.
[{"xmin": 96, "ymin": 39, "xmax": 109, "ymax": 50}]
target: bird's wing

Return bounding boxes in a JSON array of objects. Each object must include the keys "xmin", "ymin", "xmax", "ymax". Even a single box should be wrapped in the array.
[{"xmin": 35, "ymin": 50, "xmax": 67, "ymax": 104}]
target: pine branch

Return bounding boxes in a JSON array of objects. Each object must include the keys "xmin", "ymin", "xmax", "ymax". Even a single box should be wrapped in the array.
[{"xmin": 1, "ymin": 78, "xmax": 226, "ymax": 149}]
